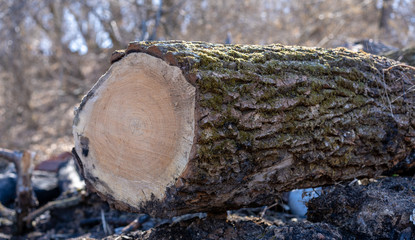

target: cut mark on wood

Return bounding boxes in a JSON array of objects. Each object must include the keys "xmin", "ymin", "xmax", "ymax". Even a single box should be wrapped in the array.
[{"xmin": 73, "ymin": 53, "xmax": 195, "ymax": 207}]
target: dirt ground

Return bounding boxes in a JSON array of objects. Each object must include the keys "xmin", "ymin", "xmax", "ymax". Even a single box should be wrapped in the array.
[
  {"xmin": 0, "ymin": 191, "xmax": 342, "ymax": 240},
  {"xmin": 0, "ymin": 175, "xmax": 414, "ymax": 239}
]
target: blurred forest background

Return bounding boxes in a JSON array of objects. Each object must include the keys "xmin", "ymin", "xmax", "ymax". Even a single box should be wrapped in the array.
[{"xmin": 0, "ymin": 0, "xmax": 414, "ymax": 160}]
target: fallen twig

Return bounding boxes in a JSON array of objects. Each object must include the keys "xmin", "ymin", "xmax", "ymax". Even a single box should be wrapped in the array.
[
  {"xmin": 101, "ymin": 208, "xmax": 112, "ymax": 235},
  {"xmin": 260, "ymin": 202, "xmax": 279, "ymax": 219},
  {"xmin": 0, "ymin": 202, "xmax": 15, "ymax": 221},
  {"xmin": 0, "ymin": 148, "xmax": 21, "ymax": 164},
  {"xmin": 117, "ymin": 214, "xmax": 150, "ymax": 235},
  {"xmin": 385, "ymin": 63, "xmax": 415, "ymax": 72},
  {"xmin": 24, "ymin": 191, "xmax": 85, "ymax": 225},
  {"xmin": 80, "ymin": 217, "xmax": 136, "ymax": 227},
  {"xmin": 170, "ymin": 212, "xmax": 207, "ymax": 226}
]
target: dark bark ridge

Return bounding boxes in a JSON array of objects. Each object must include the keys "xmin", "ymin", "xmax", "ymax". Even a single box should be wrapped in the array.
[{"xmin": 75, "ymin": 41, "xmax": 415, "ymax": 217}]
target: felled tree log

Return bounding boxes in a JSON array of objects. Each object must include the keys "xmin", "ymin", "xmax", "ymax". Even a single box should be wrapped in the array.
[{"xmin": 73, "ymin": 41, "xmax": 415, "ymax": 218}]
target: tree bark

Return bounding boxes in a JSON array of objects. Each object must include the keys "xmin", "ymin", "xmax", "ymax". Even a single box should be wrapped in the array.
[{"xmin": 73, "ymin": 41, "xmax": 415, "ymax": 218}]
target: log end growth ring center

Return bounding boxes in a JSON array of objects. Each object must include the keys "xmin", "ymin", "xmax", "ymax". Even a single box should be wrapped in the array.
[{"xmin": 73, "ymin": 53, "xmax": 195, "ymax": 206}]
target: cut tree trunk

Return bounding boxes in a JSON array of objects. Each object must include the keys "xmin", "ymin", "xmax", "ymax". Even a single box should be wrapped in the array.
[{"xmin": 73, "ymin": 41, "xmax": 415, "ymax": 218}]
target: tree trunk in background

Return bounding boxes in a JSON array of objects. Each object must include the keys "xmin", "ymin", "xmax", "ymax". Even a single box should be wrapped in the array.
[
  {"xmin": 379, "ymin": 0, "xmax": 392, "ymax": 30},
  {"xmin": 7, "ymin": 1, "xmax": 36, "ymax": 129},
  {"xmin": 73, "ymin": 41, "xmax": 415, "ymax": 218},
  {"xmin": 378, "ymin": 0, "xmax": 393, "ymax": 42}
]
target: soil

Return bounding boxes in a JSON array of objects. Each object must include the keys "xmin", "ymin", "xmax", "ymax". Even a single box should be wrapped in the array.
[
  {"xmin": 1, "ymin": 176, "xmax": 414, "ymax": 239},
  {"xmin": 308, "ymin": 176, "xmax": 415, "ymax": 240}
]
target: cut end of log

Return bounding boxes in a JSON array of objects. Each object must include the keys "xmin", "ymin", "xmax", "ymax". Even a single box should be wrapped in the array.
[{"xmin": 73, "ymin": 53, "xmax": 195, "ymax": 208}]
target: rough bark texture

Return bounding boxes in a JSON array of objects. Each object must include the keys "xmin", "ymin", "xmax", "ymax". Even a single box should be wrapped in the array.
[{"xmin": 74, "ymin": 41, "xmax": 415, "ymax": 218}]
